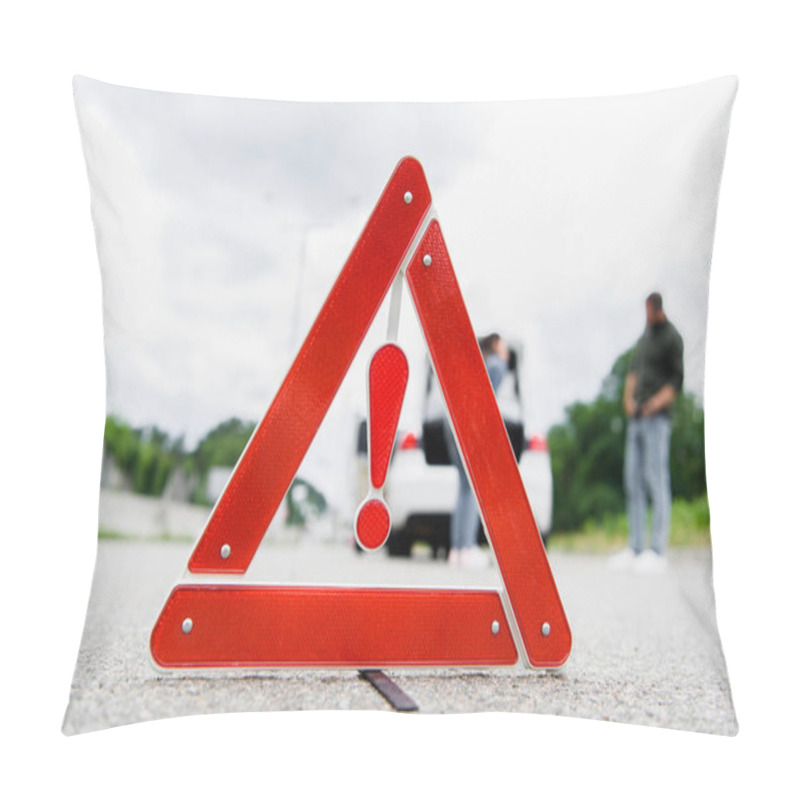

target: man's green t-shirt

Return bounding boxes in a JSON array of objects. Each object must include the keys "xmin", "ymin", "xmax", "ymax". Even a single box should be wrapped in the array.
[{"xmin": 630, "ymin": 319, "xmax": 684, "ymax": 412}]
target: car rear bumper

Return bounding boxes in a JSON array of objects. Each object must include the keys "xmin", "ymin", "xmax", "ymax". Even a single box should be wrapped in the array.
[{"xmin": 382, "ymin": 448, "xmax": 552, "ymax": 535}]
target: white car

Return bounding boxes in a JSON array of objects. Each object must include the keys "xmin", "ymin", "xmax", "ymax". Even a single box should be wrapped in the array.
[{"xmin": 355, "ymin": 343, "xmax": 552, "ymax": 558}]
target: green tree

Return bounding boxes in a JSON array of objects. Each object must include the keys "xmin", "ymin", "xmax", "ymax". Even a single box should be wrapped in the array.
[
  {"xmin": 285, "ymin": 478, "xmax": 328, "ymax": 526},
  {"xmin": 192, "ymin": 418, "xmax": 256, "ymax": 473},
  {"xmin": 669, "ymin": 392, "xmax": 707, "ymax": 499},
  {"xmin": 187, "ymin": 418, "xmax": 256, "ymax": 505},
  {"xmin": 103, "ymin": 416, "xmax": 181, "ymax": 496},
  {"xmin": 548, "ymin": 349, "xmax": 707, "ymax": 532}
]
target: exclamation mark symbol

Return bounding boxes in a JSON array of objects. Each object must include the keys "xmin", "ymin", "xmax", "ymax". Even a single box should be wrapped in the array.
[{"xmin": 355, "ymin": 343, "xmax": 409, "ymax": 550}]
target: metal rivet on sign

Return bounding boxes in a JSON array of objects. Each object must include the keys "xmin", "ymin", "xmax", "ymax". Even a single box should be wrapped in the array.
[
  {"xmin": 404, "ymin": 191, "xmax": 413, "ymax": 204},
  {"xmin": 491, "ymin": 620, "xmax": 500, "ymax": 635},
  {"xmin": 423, "ymin": 254, "xmax": 432, "ymax": 267},
  {"xmin": 181, "ymin": 618, "xmax": 193, "ymax": 634},
  {"xmin": 220, "ymin": 543, "xmax": 231, "ymax": 559},
  {"xmin": 541, "ymin": 622, "xmax": 551, "ymax": 637}
]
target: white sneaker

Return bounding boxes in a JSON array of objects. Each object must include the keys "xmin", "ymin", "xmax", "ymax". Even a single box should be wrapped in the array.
[
  {"xmin": 607, "ymin": 547, "xmax": 637, "ymax": 570},
  {"xmin": 461, "ymin": 546, "xmax": 490, "ymax": 570},
  {"xmin": 632, "ymin": 549, "xmax": 668, "ymax": 575},
  {"xmin": 448, "ymin": 548, "xmax": 462, "ymax": 567}
]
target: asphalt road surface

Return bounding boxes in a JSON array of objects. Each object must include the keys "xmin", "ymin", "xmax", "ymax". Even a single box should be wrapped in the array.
[{"xmin": 62, "ymin": 537, "xmax": 737, "ymax": 735}]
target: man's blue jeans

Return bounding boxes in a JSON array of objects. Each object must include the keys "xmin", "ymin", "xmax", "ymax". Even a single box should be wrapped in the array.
[{"xmin": 624, "ymin": 414, "xmax": 672, "ymax": 555}]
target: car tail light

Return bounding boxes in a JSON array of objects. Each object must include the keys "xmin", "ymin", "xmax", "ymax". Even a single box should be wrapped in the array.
[
  {"xmin": 399, "ymin": 431, "xmax": 419, "ymax": 450},
  {"xmin": 527, "ymin": 434, "xmax": 548, "ymax": 452}
]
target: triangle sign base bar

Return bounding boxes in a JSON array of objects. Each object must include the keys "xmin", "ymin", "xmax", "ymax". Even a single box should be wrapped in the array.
[
  {"xmin": 151, "ymin": 157, "xmax": 572, "ymax": 672},
  {"xmin": 151, "ymin": 585, "xmax": 518, "ymax": 668}
]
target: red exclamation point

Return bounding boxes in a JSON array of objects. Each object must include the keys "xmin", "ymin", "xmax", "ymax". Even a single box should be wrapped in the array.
[{"xmin": 355, "ymin": 343, "xmax": 409, "ymax": 550}]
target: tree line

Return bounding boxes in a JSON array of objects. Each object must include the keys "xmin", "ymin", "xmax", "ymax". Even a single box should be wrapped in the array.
[
  {"xmin": 103, "ymin": 416, "xmax": 256, "ymax": 503},
  {"xmin": 103, "ymin": 344, "xmax": 707, "ymax": 533},
  {"xmin": 102, "ymin": 416, "xmax": 326, "ymax": 520}
]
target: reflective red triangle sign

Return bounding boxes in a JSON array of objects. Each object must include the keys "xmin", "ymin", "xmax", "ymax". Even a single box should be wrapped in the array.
[{"xmin": 150, "ymin": 157, "xmax": 571, "ymax": 670}]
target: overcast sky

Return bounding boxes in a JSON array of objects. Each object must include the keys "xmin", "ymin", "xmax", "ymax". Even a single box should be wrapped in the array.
[{"xmin": 74, "ymin": 76, "xmax": 736, "ymax": 508}]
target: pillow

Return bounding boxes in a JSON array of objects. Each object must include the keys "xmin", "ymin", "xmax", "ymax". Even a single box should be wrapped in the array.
[{"xmin": 64, "ymin": 75, "xmax": 738, "ymax": 735}]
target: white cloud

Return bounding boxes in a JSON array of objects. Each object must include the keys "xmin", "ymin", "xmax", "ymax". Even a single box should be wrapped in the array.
[{"xmin": 75, "ymin": 76, "xmax": 735, "ymax": 506}]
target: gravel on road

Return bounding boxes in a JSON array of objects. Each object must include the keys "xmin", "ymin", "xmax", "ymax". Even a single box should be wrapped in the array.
[{"xmin": 62, "ymin": 537, "xmax": 736, "ymax": 735}]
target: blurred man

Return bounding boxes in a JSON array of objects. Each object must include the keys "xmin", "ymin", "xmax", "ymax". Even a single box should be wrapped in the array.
[{"xmin": 610, "ymin": 293, "xmax": 683, "ymax": 574}]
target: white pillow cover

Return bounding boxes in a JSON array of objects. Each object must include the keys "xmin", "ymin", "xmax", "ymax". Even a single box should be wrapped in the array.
[{"xmin": 64, "ymin": 75, "xmax": 737, "ymax": 735}]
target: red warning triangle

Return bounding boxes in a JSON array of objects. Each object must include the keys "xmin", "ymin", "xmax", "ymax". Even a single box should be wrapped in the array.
[{"xmin": 150, "ymin": 157, "xmax": 571, "ymax": 670}]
